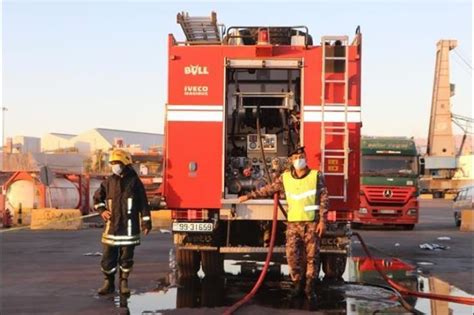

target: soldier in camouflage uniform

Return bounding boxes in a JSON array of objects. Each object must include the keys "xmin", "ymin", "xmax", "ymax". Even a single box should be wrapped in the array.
[{"xmin": 239, "ymin": 146, "xmax": 328, "ymax": 300}]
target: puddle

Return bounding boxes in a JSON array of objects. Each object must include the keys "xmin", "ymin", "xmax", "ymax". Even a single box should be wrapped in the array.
[
  {"xmin": 114, "ymin": 256, "xmax": 473, "ymax": 314},
  {"xmin": 417, "ymin": 261, "xmax": 435, "ymax": 266}
]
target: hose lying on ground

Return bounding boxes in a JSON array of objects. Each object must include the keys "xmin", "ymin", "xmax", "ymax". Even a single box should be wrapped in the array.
[
  {"xmin": 352, "ymin": 232, "xmax": 474, "ymax": 306},
  {"xmin": 223, "ymin": 227, "xmax": 473, "ymax": 315},
  {"xmin": 223, "ymin": 193, "xmax": 279, "ymax": 315}
]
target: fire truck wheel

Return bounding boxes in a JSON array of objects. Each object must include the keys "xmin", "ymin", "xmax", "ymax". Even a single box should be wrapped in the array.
[
  {"xmin": 177, "ymin": 249, "xmax": 201, "ymax": 277},
  {"xmin": 403, "ymin": 224, "xmax": 415, "ymax": 230},
  {"xmin": 201, "ymin": 251, "xmax": 224, "ymax": 276},
  {"xmin": 321, "ymin": 253, "xmax": 346, "ymax": 280},
  {"xmin": 177, "ymin": 276, "xmax": 200, "ymax": 308}
]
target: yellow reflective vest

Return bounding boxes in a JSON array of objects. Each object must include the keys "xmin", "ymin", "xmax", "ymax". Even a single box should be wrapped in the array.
[{"xmin": 282, "ymin": 169, "xmax": 319, "ymax": 222}]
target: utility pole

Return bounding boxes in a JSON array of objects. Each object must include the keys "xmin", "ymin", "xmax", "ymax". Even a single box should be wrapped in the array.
[
  {"xmin": 1, "ymin": 106, "xmax": 7, "ymax": 150},
  {"xmin": 1, "ymin": 107, "xmax": 7, "ymax": 171}
]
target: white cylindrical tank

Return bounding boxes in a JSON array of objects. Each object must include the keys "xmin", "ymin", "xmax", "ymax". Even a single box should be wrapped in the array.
[
  {"xmin": 6, "ymin": 177, "xmax": 81, "ymax": 210},
  {"xmin": 49, "ymin": 178, "xmax": 81, "ymax": 209},
  {"xmin": 6, "ymin": 179, "xmax": 39, "ymax": 210},
  {"xmin": 89, "ymin": 178, "xmax": 103, "ymax": 209}
]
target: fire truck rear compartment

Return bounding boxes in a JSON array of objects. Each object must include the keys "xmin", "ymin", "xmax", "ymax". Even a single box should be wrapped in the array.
[{"xmin": 224, "ymin": 67, "xmax": 301, "ymax": 198}]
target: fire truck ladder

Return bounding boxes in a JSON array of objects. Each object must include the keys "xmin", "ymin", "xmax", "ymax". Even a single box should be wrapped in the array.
[
  {"xmin": 177, "ymin": 11, "xmax": 222, "ymax": 45},
  {"xmin": 320, "ymin": 36, "xmax": 350, "ymax": 202}
]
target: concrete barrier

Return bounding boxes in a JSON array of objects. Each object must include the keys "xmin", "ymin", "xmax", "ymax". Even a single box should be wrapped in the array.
[
  {"xmin": 460, "ymin": 209, "xmax": 474, "ymax": 232},
  {"xmin": 444, "ymin": 193, "xmax": 457, "ymax": 200},
  {"xmin": 31, "ymin": 208, "xmax": 83, "ymax": 230},
  {"xmin": 151, "ymin": 210, "xmax": 172, "ymax": 229},
  {"xmin": 419, "ymin": 194, "xmax": 433, "ymax": 200}
]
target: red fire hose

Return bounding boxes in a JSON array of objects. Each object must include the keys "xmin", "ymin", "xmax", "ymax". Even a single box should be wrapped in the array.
[
  {"xmin": 352, "ymin": 232, "xmax": 474, "ymax": 306},
  {"xmin": 223, "ymin": 218, "xmax": 473, "ymax": 315},
  {"xmin": 223, "ymin": 193, "xmax": 279, "ymax": 315}
]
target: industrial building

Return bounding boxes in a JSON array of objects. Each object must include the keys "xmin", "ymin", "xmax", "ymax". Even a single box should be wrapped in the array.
[
  {"xmin": 41, "ymin": 133, "xmax": 76, "ymax": 152},
  {"xmin": 6, "ymin": 136, "xmax": 41, "ymax": 154},
  {"xmin": 41, "ymin": 128, "xmax": 163, "ymax": 154}
]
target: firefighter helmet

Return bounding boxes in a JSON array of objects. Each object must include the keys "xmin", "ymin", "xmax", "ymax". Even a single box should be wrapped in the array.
[{"xmin": 109, "ymin": 149, "xmax": 132, "ymax": 165}]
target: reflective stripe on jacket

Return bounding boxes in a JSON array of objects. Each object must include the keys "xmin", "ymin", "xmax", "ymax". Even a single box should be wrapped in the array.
[
  {"xmin": 282, "ymin": 169, "xmax": 319, "ymax": 222},
  {"xmin": 93, "ymin": 166, "xmax": 150, "ymax": 246}
]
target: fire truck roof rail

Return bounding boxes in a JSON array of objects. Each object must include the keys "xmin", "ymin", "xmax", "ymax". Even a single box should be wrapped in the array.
[
  {"xmin": 225, "ymin": 26, "xmax": 311, "ymax": 47},
  {"xmin": 176, "ymin": 11, "xmax": 223, "ymax": 45}
]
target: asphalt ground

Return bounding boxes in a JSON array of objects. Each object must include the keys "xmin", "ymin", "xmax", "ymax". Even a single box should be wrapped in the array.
[
  {"xmin": 353, "ymin": 199, "xmax": 474, "ymax": 294},
  {"xmin": 1, "ymin": 199, "xmax": 473, "ymax": 314}
]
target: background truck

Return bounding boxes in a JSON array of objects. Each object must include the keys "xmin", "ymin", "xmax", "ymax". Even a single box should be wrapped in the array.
[
  {"xmin": 354, "ymin": 137, "xmax": 419, "ymax": 230},
  {"xmin": 163, "ymin": 12, "xmax": 362, "ymax": 279}
]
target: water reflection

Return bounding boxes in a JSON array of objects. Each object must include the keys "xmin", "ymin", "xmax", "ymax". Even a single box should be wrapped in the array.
[{"xmin": 115, "ymin": 256, "xmax": 473, "ymax": 314}]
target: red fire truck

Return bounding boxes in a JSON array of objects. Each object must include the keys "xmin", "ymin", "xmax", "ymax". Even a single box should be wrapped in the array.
[{"xmin": 163, "ymin": 12, "xmax": 362, "ymax": 278}]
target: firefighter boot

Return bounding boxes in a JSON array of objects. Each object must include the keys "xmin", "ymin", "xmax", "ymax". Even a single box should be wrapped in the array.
[
  {"xmin": 288, "ymin": 280, "xmax": 304, "ymax": 298},
  {"xmin": 305, "ymin": 279, "xmax": 317, "ymax": 302},
  {"xmin": 119, "ymin": 271, "xmax": 131, "ymax": 295},
  {"xmin": 98, "ymin": 274, "xmax": 115, "ymax": 295}
]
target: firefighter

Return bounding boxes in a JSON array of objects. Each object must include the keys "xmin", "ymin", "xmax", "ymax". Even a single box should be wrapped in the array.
[
  {"xmin": 94, "ymin": 148, "xmax": 152, "ymax": 295},
  {"xmin": 238, "ymin": 146, "xmax": 328, "ymax": 300}
]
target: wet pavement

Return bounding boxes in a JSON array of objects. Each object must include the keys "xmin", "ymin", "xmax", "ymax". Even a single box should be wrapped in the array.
[
  {"xmin": 1, "ymin": 200, "xmax": 473, "ymax": 314},
  {"xmin": 118, "ymin": 257, "xmax": 473, "ymax": 314}
]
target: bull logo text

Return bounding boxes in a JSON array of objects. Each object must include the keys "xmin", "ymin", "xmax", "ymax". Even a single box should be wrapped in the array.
[{"xmin": 184, "ymin": 65, "xmax": 209, "ymax": 76}]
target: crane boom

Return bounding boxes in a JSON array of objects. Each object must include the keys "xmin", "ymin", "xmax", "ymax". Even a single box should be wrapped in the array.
[{"xmin": 426, "ymin": 40, "xmax": 457, "ymax": 158}]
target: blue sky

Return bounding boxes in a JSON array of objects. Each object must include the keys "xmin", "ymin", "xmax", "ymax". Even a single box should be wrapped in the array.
[{"xmin": 2, "ymin": 0, "xmax": 472, "ymax": 140}]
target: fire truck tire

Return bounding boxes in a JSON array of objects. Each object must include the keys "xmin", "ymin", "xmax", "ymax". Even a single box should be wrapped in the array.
[
  {"xmin": 403, "ymin": 224, "xmax": 415, "ymax": 230},
  {"xmin": 201, "ymin": 251, "xmax": 224, "ymax": 276},
  {"xmin": 177, "ymin": 276, "xmax": 200, "ymax": 308},
  {"xmin": 177, "ymin": 249, "xmax": 201, "ymax": 277},
  {"xmin": 321, "ymin": 253, "xmax": 346, "ymax": 280}
]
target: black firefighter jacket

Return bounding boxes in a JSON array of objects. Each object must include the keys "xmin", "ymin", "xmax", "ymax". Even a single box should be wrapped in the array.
[{"xmin": 94, "ymin": 166, "xmax": 151, "ymax": 246}]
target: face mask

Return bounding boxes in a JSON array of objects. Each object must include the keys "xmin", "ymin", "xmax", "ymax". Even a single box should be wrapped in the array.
[
  {"xmin": 293, "ymin": 158, "xmax": 307, "ymax": 170},
  {"xmin": 112, "ymin": 164, "xmax": 123, "ymax": 176}
]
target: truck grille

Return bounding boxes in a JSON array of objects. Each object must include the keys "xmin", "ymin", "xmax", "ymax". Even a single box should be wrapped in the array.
[{"xmin": 365, "ymin": 187, "xmax": 413, "ymax": 204}]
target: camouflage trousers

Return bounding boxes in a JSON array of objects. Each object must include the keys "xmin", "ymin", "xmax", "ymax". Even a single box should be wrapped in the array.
[{"xmin": 286, "ymin": 221, "xmax": 321, "ymax": 282}]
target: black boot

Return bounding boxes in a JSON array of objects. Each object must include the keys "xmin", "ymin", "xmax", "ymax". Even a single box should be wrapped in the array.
[
  {"xmin": 98, "ymin": 274, "xmax": 115, "ymax": 295},
  {"xmin": 120, "ymin": 271, "xmax": 131, "ymax": 295},
  {"xmin": 288, "ymin": 280, "xmax": 304, "ymax": 298},
  {"xmin": 305, "ymin": 279, "xmax": 317, "ymax": 301}
]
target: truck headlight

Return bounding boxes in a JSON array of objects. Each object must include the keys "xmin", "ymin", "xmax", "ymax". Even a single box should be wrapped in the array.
[
  {"xmin": 407, "ymin": 209, "xmax": 417, "ymax": 216},
  {"xmin": 359, "ymin": 208, "xmax": 368, "ymax": 214}
]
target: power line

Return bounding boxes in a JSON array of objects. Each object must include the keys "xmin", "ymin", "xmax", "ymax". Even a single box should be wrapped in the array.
[
  {"xmin": 453, "ymin": 49, "xmax": 472, "ymax": 71},
  {"xmin": 452, "ymin": 56, "xmax": 473, "ymax": 77}
]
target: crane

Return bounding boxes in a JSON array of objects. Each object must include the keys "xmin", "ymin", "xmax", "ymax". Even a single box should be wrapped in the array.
[{"xmin": 421, "ymin": 39, "xmax": 473, "ymax": 198}]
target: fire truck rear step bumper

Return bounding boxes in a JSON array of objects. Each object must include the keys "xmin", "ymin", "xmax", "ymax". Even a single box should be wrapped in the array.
[
  {"xmin": 220, "ymin": 247, "xmax": 347, "ymax": 254},
  {"xmin": 177, "ymin": 246, "xmax": 347, "ymax": 254}
]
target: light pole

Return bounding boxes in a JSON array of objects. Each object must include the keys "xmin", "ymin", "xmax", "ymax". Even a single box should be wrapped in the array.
[{"xmin": 1, "ymin": 106, "xmax": 7, "ymax": 151}]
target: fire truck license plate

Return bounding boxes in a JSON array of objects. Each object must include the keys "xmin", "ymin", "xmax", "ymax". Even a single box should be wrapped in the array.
[
  {"xmin": 172, "ymin": 222, "xmax": 213, "ymax": 232},
  {"xmin": 380, "ymin": 209, "xmax": 396, "ymax": 214}
]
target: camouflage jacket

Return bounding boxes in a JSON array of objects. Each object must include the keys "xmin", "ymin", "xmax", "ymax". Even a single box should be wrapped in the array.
[{"xmin": 246, "ymin": 167, "xmax": 329, "ymax": 223}]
